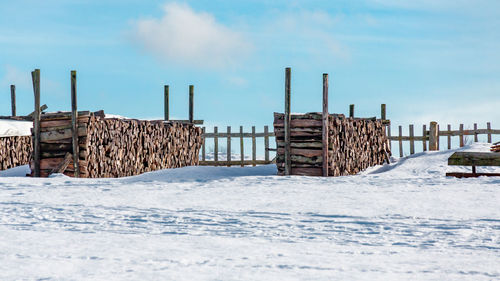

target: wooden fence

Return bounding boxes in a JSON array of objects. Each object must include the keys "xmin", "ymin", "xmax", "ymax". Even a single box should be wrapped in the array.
[
  {"xmin": 388, "ymin": 122, "xmax": 500, "ymax": 157},
  {"xmin": 199, "ymin": 126, "xmax": 276, "ymax": 166}
]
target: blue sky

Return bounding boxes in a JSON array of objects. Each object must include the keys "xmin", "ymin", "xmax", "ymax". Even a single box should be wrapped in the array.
[{"xmin": 1, "ymin": 0, "xmax": 499, "ymax": 131}]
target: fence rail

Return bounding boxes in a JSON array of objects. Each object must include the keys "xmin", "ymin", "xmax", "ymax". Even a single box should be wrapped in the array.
[
  {"xmin": 199, "ymin": 126, "xmax": 276, "ymax": 166},
  {"xmin": 388, "ymin": 122, "xmax": 499, "ymax": 157}
]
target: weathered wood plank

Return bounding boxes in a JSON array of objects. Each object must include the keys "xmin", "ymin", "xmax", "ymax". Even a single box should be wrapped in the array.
[
  {"xmin": 164, "ymin": 85, "xmax": 169, "ymax": 121},
  {"xmin": 40, "ymin": 127, "xmax": 87, "ymax": 142},
  {"xmin": 474, "ymin": 123, "xmax": 478, "ymax": 142},
  {"xmin": 487, "ymin": 122, "xmax": 492, "ymax": 143},
  {"xmin": 398, "ymin": 125, "xmax": 403, "ymax": 157},
  {"xmin": 189, "ymin": 85, "xmax": 194, "ymax": 123},
  {"xmin": 32, "ymin": 69, "xmax": 41, "ymax": 177},
  {"xmin": 50, "ymin": 152, "xmax": 73, "ymax": 175},
  {"xmin": 264, "ymin": 126, "xmax": 269, "ymax": 162},
  {"xmin": 214, "ymin": 126, "xmax": 218, "ymax": 166},
  {"xmin": 446, "ymin": 172, "xmax": 500, "ymax": 178},
  {"xmin": 447, "ymin": 124, "xmax": 451, "ymax": 150},
  {"xmin": 429, "ymin": 121, "xmax": 438, "ymax": 151},
  {"xmin": 273, "ymin": 119, "xmax": 322, "ymax": 127},
  {"xmin": 422, "ymin": 124, "xmax": 427, "ymax": 152},
  {"xmin": 284, "ymin": 67, "xmax": 291, "ymax": 175},
  {"xmin": 459, "ymin": 124, "xmax": 464, "ymax": 147},
  {"xmin": 240, "ymin": 126, "xmax": 244, "ymax": 167},
  {"xmin": 202, "ymin": 127, "xmax": 206, "ymax": 162},
  {"xmin": 252, "ymin": 126, "xmax": 256, "ymax": 167},
  {"xmin": 10, "ymin": 85, "xmax": 16, "ymax": 116},
  {"xmin": 409, "ymin": 124, "xmax": 414, "ymax": 155},
  {"xmin": 448, "ymin": 152, "xmax": 500, "ymax": 166},
  {"xmin": 71, "ymin": 70, "xmax": 80, "ymax": 177},
  {"xmin": 292, "ymin": 167, "xmax": 323, "ymax": 176},
  {"xmin": 277, "ymin": 148, "xmax": 322, "ymax": 157},
  {"xmin": 381, "ymin": 104, "xmax": 386, "ymax": 120},
  {"xmin": 227, "ymin": 126, "xmax": 231, "ymax": 167},
  {"xmin": 349, "ymin": 104, "xmax": 354, "ymax": 118},
  {"xmin": 322, "ymin": 73, "xmax": 329, "ymax": 177}
]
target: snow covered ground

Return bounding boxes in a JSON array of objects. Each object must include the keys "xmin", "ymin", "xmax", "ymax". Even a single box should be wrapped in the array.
[{"xmin": 0, "ymin": 143, "xmax": 499, "ymax": 280}]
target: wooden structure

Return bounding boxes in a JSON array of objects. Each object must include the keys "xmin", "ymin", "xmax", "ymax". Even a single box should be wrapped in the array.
[
  {"xmin": 388, "ymin": 122, "xmax": 500, "ymax": 157},
  {"xmin": 446, "ymin": 151, "xmax": 500, "ymax": 178}
]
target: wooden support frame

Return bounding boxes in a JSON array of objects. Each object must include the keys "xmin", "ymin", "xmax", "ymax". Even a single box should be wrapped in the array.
[
  {"xmin": 349, "ymin": 104, "xmax": 354, "ymax": 118},
  {"xmin": 189, "ymin": 85, "xmax": 194, "ymax": 123},
  {"xmin": 164, "ymin": 85, "xmax": 169, "ymax": 121},
  {"xmin": 31, "ymin": 69, "xmax": 41, "ymax": 177},
  {"xmin": 227, "ymin": 126, "xmax": 231, "ymax": 167},
  {"xmin": 71, "ymin": 70, "xmax": 80, "ymax": 178},
  {"xmin": 322, "ymin": 73, "xmax": 329, "ymax": 177},
  {"xmin": 10, "ymin": 85, "xmax": 16, "ymax": 116},
  {"xmin": 429, "ymin": 121, "xmax": 438, "ymax": 151},
  {"xmin": 284, "ymin": 67, "xmax": 291, "ymax": 175}
]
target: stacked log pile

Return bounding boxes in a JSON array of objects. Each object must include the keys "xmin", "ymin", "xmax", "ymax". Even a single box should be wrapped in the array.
[
  {"xmin": 31, "ymin": 111, "xmax": 202, "ymax": 178},
  {"xmin": 0, "ymin": 136, "xmax": 32, "ymax": 170},
  {"xmin": 274, "ymin": 112, "xmax": 391, "ymax": 176}
]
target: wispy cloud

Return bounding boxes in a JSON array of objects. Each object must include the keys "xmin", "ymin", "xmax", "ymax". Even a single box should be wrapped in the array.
[{"xmin": 130, "ymin": 2, "xmax": 253, "ymax": 69}]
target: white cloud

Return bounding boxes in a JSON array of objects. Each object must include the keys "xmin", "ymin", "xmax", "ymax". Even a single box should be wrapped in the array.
[{"xmin": 131, "ymin": 3, "xmax": 252, "ymax": 68}]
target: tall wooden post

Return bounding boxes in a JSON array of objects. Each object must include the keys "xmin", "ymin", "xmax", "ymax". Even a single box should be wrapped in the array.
[
  {"xmin": 284, "ymin": 67, "xmax": 291, "ymax": 175},
  {"xmin": 322, "ymin": 73, "xmax": 329, "ymax": 177},
  {"xmin": 429, "ymin": 121, "xmax": 438, "ymax": 151},
  {"xmin": 10, "ymin": 85, "xmax": 16, "ymax": 116},
  {"xmin": 71, "ymin": 71, "xmax": 80, "ymax": 178},
  {"xmin": 189, "ymin": 85, "xmax": 194, "ymax": 123},
  {"xmin": 31, "ymin": 69, "xmax": 41, "ymax": 177},
  {"xmin": 381, "ymin": 104, "xmax": 386, "ymax": 120},
  {"xmin": 164, "ymin": 85, "xmax": 169, "ymax": 121},
  {"xmin": 349, "ymin": 104, "xmax": 354, "ymax": 118}
]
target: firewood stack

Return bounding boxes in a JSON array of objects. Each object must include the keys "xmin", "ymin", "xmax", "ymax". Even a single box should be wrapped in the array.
[
  {"xmin": 491, "ymin": 141, "xmax": 500, "ymax": 152},
  {"xmin": 31, "ymin": 110, "xmax": 202, "ymax": 178},
  {"xmin": 274, "ymin": 112, "xmax": 391, "ymax": 176},
  {"xmin": 0, "ymin": 136, "xmax": 32, "ymax": 170}
]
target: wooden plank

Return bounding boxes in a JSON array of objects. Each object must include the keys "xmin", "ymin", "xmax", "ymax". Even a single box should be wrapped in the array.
[
  {"xmin": 322, "ymin": 73, "xmax": 329, "ymax": 177},
  {"xmin": 40, "ymin": 111, "xmax": 90, "ymax": 120},
  {"xmin": 474, "ymin": 123, "xmax": 478, "ymax": 142},
  {"xmin": 448, "ymin": 152, "xmax": 500, "ymax": 166},
  {"xmin": 487, "ymin": 122, "xmax": 492, "ymax": 143},
  {"xmin": 38, "ymin": 158, "xmax": 87, "ymax": 170},
  {"xmin": 202, "ymin": 127, "xmax": 206, "ymax": 162},
  {"xmin": 214, "ymin": 126, "xmax": 218, "ymax": 166},
  {"xmin": 381, "ymin": 104, "xmax": 386, "ymax": 120},
  {"xmin": 398, "ymin": 125, "xmax": 403, "ymax": 157},
  {"xmin": 349, "ymin": 104, "xmax": 354, "ymax": 118},
  {"xmin": 284, "ymin": 67, "xmax": 291, "ymax": 175},
  {"xmin": 252, "ymin": 126, "xmax": 256, "ymax": 167},
  {"xmin": 409, "ymin": 124, "xmax": 414, "ymax": 155},
  {"xmin": 446, "ymin": 172, "xmax": 500, "ymax": 178},
  {"xmin": 227, "ymin": 126, "xmax": 231, "ymax": 167},
  {"xmin": 50, "ymin": 152, "xmax": 72, "ymax": 175},
  {"xmin": 40, "ymin": 127, "xmax": 86, "ymax": 142},
  {"xmin": 164, "ymin": 85, "xmax": 169, "ymax": 121},
  {"xmin": 264, "ymin": 126, "xmax": 269, "ymax": 162},
  {"xmin": 240, "ymin": 126, "xmax": 244, "ymax": 167},
  {"xmin": 273, "ymin": 119, "xmax": 322, "ymax": 127},
  {"xmin": 10, "ymin": 85, "xmax": 16, "ymax": 116},
  {"xmin": 447, "ymin": 124, "xmax": 451, "ymax": 150},
  {"xmin": 292, "ymin": 167, "xmax": 322, "ymax": 176},
  {"xmin": 422, "ymin": 124, "xmax": 427, "ymax": 152},
  {"xmin": 40, "ymin": 117, "xmax": 89, "ymax": 128},
  {"xmin": 32, "ymin": 69, "xmax": 41, "ymax": 177},
  {"xmin": 437, "ymin": 128, "xmax": 500, "ymax": 136},
  {"xmin": 429, "ymin": 121, "xmax": 438, "ymax": 151},
  {"xmin": 387, "ymin": 125, "xmax": 391, "ymax": 150},
  {"xmin": 277, "ymin": 148, "xmax": 322, "ymax": 157},
  {"xmin": 70, "ymin": 70, "xmax": 80, "ymax": 177},
  {"xmin": 459, "ymin": 124, "xmax": 464, "ymax": 147},
  {"xmin": 276, "ymin": 142, "xmax": 323, "ymax": 148},
  {"xmin": 189, "ymin": 85, "xmax": 194, "ymax": 123}
]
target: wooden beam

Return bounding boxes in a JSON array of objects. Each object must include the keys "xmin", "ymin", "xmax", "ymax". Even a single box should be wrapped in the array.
[
  {"xmin": 71, "ymin": 70, "xmax": 80, "ymax": 178},
  {"xmin": 474, "ymin": 123, "xmax": 478, "ymax": 142},
  {"xmin": 214, "ymin": 126, "xmax": 218, "ymax": 165},
  {"xmin": 240, "ymin": 126, "xmax": 244, "ymax": 167},
  {"xmin": 447, "ymin": 124, "xmax": 451, "ymax": 150},
  {"xmin": 164, "ymin": 85, "xmax": 169, "ymax": 121},
  {"xmin": 189, "ymin": 85, "xmax": 194, "ymax": 123},
  {"xmin": 349, "ymin": 104, "xmax": 354, "ymax": 118},
  {"xmin": 422, "ymin": 124, "xmax": 427, "ymax": 151},
  {"xmin": 448, "ymin": 152, "xmax": 500, "ymax": 166},
  {"xmin": 264, "ymin": 125, "xmax": 269, "ymax": 163},
  {"xmin": 381, "ymin": 104, "xmax": 386, "ymax": 120},
  {"xmin": 429, "ymin": 121, "xmax": 438, "ymax": 151},
  {"xmin": 50, "ymin": 152, "xmax": 73, "ymax": 175},
  {"xmin": 322, "ymin": 73, "xmax": 329, "ymax": 177},
  {"xmin": 398, "ymin": 125, "xmax": 403, "ymax": 157},
  {"xmin": 227, "ymin": 126, "xmax": 231, "ymax": 167},
  {"xmin": 252, "ymin": 126, "xmax": 256, "ymax": 167},
  {"xmin": 459, "ymin": 124, "xmax": 464, "ymax": 147},
  {"xmin": 10, "ymin": 85, "xmax": 16, "ymax": 116},
  {"xmin": 446, "ymin": 172, "xmax": 500, "ymax": 178},
  {"xmin": 201, "ymin": 127, "xmax": 206, "ymax": 162},
  {"xmin": 487, "ymin": 122, "xmax": 492, "ymax": 143},
  {"xmin": 31, "ymin": 69, "xmax": 41, "ymax": 177},
  {"xmin": 284, "ymin": 67, "xmax": 291, "ymax": 175},
  {"xmin": 409, "ymin": 124, "xmax": 414, "ymax": 155}
]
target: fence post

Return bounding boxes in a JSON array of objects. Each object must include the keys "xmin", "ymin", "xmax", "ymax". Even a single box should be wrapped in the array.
[
  {"xmin": 409, "ymin": 124, "xmax": 414, "ymax": 155},
  {"xmin": 31, "ymin": 69, "xmax": 41, "ymax": 177},
  {"xmin": 71, "ymin": 70, "xmax": 80, "ymax": 177},
  {"xmin": 252, "ymin": 126, "xmax": 256, "ymax": 167},
  {"xmin": 164, "ymin": 85, "xmax": 169, "ymax": 121},
  {"xmin": 322, "ymin": 73, "xmax": 329, "ymax": 177},
  {"xmin": 473, "ymin": 123, "xmax": 478, "ymax": 142},
  {"xmin": 214, "ymin": 126, "xmax": 218, "ymax": 165},
  {"xmin": 227, "ymin": 126, "xmax": 231, "ymax": 167},
  {"xmin": 459, "ymin": 124, "xmax": 464, "ymax": 147},
  {"xmin": 10, "ymin": 85, "xmax": 16, "ymax": 116},
  {"xmin": 240, "ymin": 126, "xmax": 244, "ymax": 167},
  {"xmin": 189, "ymin": 85, "xmax": 194, "ymax": 123},
  {"xmin": 398, "ymin": 125, "xmax": 403, "ymax": 157},
  {"xmin": 422, "ymin": 125, "xmax": 427, "ymax": 151},
  {"xmin": 381, "ymin": 104, "xmax": 386, "ymax": 120},
  {"xmin": 264, "ymin": 125, "xmax": 269, "ymax": 163},
  {"xmin": 487, "ymin": 122, "xmax": 492, "ymax": 143},
  {"xmin": 284, "ymin": 67, "xmax": 291, "ymax": 175},
  {"xmin": 447, "ymin": 124, "xmax": 451, "ymax": 149},
  {"xmin": 202, "ymin": 127, "xmax": 206, "ymax": 162},
  {"xmin": 429, "ymin": 121, "xmax": 438, "ymax": 151},
  {"xmin": 349, "ymin": 104, "xmax": 354, "ymax": 118}
]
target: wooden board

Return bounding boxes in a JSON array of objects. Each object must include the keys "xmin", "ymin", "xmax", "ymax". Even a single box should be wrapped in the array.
[{"xmin": 448, "ymin": 152, "xmax": 500, "ymax": 167}]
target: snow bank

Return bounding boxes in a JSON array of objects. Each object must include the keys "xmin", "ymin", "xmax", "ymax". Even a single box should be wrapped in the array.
[{"xmin": 0, "ymin": 120, "xmax": 32, "ymax": 137}]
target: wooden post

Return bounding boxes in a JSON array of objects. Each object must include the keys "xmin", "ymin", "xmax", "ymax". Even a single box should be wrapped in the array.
[
  {"xmin": 381, "ymin": 104, "xmax": 386, "ymax": 120},
  {"xmin": 322, "ymin": 73, "xmax": 329, "ymax": 177},
  {"xmin": 31, "ymin": 69, "xmax": 41, "ymax": 177},
  {"xmin": 240, "ymin": 126, "xmax": 244, "ymax": 167},
  {"xmin": 349, "ymin": 104, "xmax": 354, "ymax": 118},
  {"xmin": 227, "ymin": 126, "xmax": 231, "ymax": 167},
  {"xmin": 252, "ymin": 126, "xmax": 256, "ymax": 167},
  {"xmin": 10, "ymin": 85, "xmax": 16, "ymax": 116},
  {"xmin": 459, "ymin": 124, "xmax": 464, "ymax": 147},
  {"xmin": 264, "ymin": 125, "xmax": 269, "ymax": 163},
  {"xmin": 422, "ymin": 124, "xmax": 427, "ymax": 151},
  {"xmin": 398, "ymin": 125, "xmax": 403, "ymax": 157},
  {"xmin": 487, "ymin": 122, "xmax": 492, "ymax": 143},
  {"xmin": 429, "ymin": 121, "xmax": 438, "ymax": 151},
  {"xmin": 71, "ymin": 70, "xmax": 80, "ymax": 178},
  {"xmin": 447, "ymin": 124, "xmax": 451, "ymax": 150},
  {"xmin": 164, "ymin": 85, "xmax": 169, "ymax": 121},
  {"xmin": 387, "ymin": 125, "xmax": 392, "ymax": 150},
  {"xmin": 189, "ymin": 85, "xmax": 194, "ymax": 123},
  {"xmin": 284, "ymin": 67, "xmax": 291, "ymax": 175},
  {"xmin": 409, "ymin": 124, "xmax": 414, "ymax": 155},
  {"xmin": 214, "ymin": 126, "xmax": 218, "ymax": 165},
  {"xmin": 474, "ymin": 123, "xmax": 478, "ymax": 142},
  {"xmin": 202, "ymin": 127, "xmax": 206, "ymax": 162}
]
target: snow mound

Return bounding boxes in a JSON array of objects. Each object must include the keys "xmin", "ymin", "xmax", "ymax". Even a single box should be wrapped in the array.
[{"xmin": 0, "ymin": 120, "xmax": 32, "ymax": 137}]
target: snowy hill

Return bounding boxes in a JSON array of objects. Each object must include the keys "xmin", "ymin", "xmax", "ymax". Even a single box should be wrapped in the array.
[{"xmin": 0, "ymin": 143, "xmax": 499, "ymax": 280}]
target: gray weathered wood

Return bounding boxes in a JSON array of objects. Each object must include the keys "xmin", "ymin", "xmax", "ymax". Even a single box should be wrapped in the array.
[
  {"xmin": 387, "ymin": 125, "xmax": 392, "ymax": 150},
  {"xmin": 398, "ymin": 125, "xmax": 403, "ymax": 157},
  {"xmin": 447, "ymin": 124, "xmax": 451, "ymax": 150},
  {"xmin": 164, "ymin": 85, "xmax": 169, "ymax": 121},
  {"xmin": 422, "ymin": 124, "xmax": 427, "ymax": 151},
  {"xmin": 31, "ymin": 69, "xmax": 41, "ymax": 177},
  {"xmin": 429, "ymin": 121, "xmax": 438, "ymax": 151},
  {"xmin": 227, "ymin": 126, "xmax": 231, "ymax": 167},
  {"xmin": 474, "ymin": 123, "xmax": 478, "ymax": 142},
  {"xmin": 349, "ymin": 104, "xmax": 354, "ymax": 118},
  {"xmin": 459, "ymin": 124, "xmax": 464, "ymax": 147},
  {"xmin": 240, "ymin": 126, "xmax": 244, "ymax": 167},
  {"xmin": 409, "ymin": 124, "xmax": 414, "ymax": 155},
  {"xmin": 214, "ymin": 126, "xmax": 218, "ymax": 165},
  {"xmin": 202, "ymin": 127, "xmax": 206, "ymax": 161},
  {"xmin": 71, "ymin": 70, "xmax": 80, "ymax": 177},
  {"xmin": 448, "ymin": 152, "xmax": 500, "ymax": 167},
  {"xmin": 189, "ymin": 85, "xmax": 194, "ymax": 123},
  {"xmin": 284, "ymin": 67, "xmax": 291, "ymax": 175},
  {"xmin": 381, "ymin": 104, "xmax": 386, "ymax": 120},
  {"xmin": 264, "ymin": 125, "xmax": 269, "ymax": 162},
  {"xmin": 322, "ymin": 73, "xmax": 329, "ymax": 176},
  {"xmin": 50, "ymin": 152, "xmax": 73, "ymax": 175},
  {"xmin": 10, "ymin": 85, "xmax": 16, "ymax": 116},
  {"xmin": 252, "ymin": 126, "xmax": 256, "ymax": 167},
  {"xmin": 487, "ymin": 122, "xmax": 492, "ymax": 143}
]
